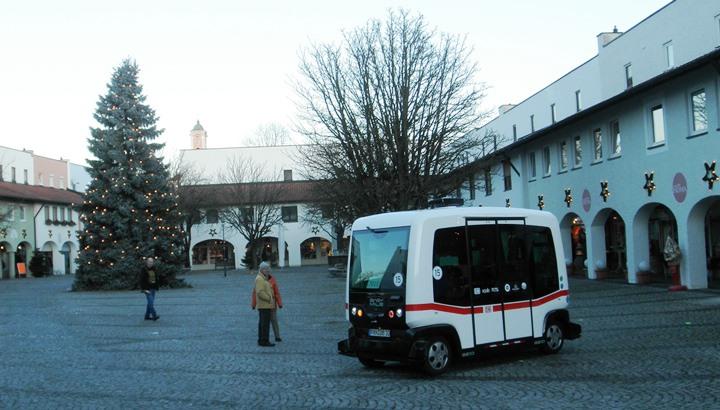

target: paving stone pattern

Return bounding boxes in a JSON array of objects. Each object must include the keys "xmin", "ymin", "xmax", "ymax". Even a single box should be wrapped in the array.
[{"xmin": 1, "ymin": 268, "xmax": 720, "ymax": 409}]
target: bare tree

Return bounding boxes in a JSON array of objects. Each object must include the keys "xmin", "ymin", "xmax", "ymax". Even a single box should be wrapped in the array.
[
  {"xmin": 244, "ymin": 122, "xmax": 291, "ymax": 147},
  {"xmin": 301, "ymin": 202, "xmax": 352, "ymax": 254},
  {"xmin": 169, "ymin": 153, "xmax": 208, "ymax": 268},
  {"xmin": 219, "ymin": 156, "xmax": 285, "ymax": 269},
  {"xmin": 295, "ymin": 9, "xmax": 496, "ymax": 221}
]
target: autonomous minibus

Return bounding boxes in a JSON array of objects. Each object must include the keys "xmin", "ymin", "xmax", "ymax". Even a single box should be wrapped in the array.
[{"xmin": 338, "ymin": 206, "xmax": 581, "ymax": 375}]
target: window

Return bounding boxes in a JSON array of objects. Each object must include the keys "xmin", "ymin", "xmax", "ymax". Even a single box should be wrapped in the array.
[
  {"xmin": 67, "ymin": 207, "xmax": 72, "ymax": 222},
  {"xmin": 205, "ymin": 209, "xmax": 219, "ymax": 224},
  {"xmin": 18, "ymin": 206, "xmax": 25, "ymax": 221},
  {"xmin": 281, "ymin": 206, "xmax": 298, "ymax": 223},
  {"xmin": 7, "ymin": 207, "xmax": 14, "ymax": 221},
  {"xmin": 691, "ymin": 89, "xmax": 708, "ymax": 132},
  {"xmin": 550, "ymin": 104, "xmax": 556, "ymax": 124},
  {"xmin": 484, "ymin": 168, "xmax": 492, "ymax": 196},
  {"xmin": 11, "ymin": 167, "xmax": 16, "ymax": 183},
  {"xmin": 528, "ymin": 152, "xmax": 537, "ymax": 180},
  {"xmin": 469, "ymin": 174, "xmax": 476, "ymax": 200},
  {"xmin": 575, "ymin": 90, "xmax": 582, "ymax": 112},
  {"xmin": 610, "ymin": 120, "xmax": 621, "ymax": 155},
  {"xmin": 23, "ymin": 169, "xmax": 28, "ymax": 184},
  {"xmin": 530, "ymin": 115, "xmax": 535, "ymax": 133},
  {"xmin": 59, "ymin": 207, "xmax": 65, "ymax": 222},
  {"xmin": 573, "ymin": 136, "xmax": 582, "ymax": 167},
  {"xmin": 512, "ymin": 124, "xmax": 517, "ymax": 141},
  {"xmin": 38, "ymin": 173, "xmax": 43, "ymax": 185},
  {"xmin": 59, "ymin": 177, "xmax": 65, "ymax": 189},
  {"xmin": 625, "ymin": 64, "xmax": 633, "ymax": 88},
  {"xmin": 664, "ymin": 41, "xmax": 674, "ymax": 68},
  {"xmin": 350, "ymin": 227, "xmax": 409, "ymax": 291},
  {"xmin": 528, "ymin": 226, "xmax": 559, "ymax": 297},
  {"xmin": 49, "ymin": 174, "xmax": 54, "ymax": 187},
  {"xmin": 283, "ymin": 170, "xmax": 293, "ymax": 181},
  {"xmin": 503, "ymin": 161, "xmax": 512, "ymax": 191},
  {"xmin": 542, "ymin": 146, "xmax": 551, "ymax": 175},
  {"xmin": 241, "ymin": 207, "xmax": 254, "ymax": 222},
  {"xmin": 432, "ymin": 226, "xmax": 471, "ymax": 307},
  {"xmin": 651, "ymin": 105, "xmax": 665, "ymax": 144},
  {"xmin": 559, "ymin": 141, "xmax": 568, "ymax": 170},
  {"xmin": 44, "ymin": 206, "xmax": 49, "ymax": 221},
  {"xmin": 52, "ymin": 206, "xmax": 58, "ymax": 221},
  {"xmin": 593, "ymin": 129, "xmax": 603, "ymax": 161}
]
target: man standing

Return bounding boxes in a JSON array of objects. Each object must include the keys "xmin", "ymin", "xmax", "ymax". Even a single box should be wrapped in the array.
[
  {"xmin": 251, "ymin": 268, "xmax": 283, "ymax": 342},
  {"xmin": 140, "ymin": 257, "xmax": 160, "ymax": 321},
  {"xmin": 254, "ymin": 262, "xmax": 275, "ymax": 347}
]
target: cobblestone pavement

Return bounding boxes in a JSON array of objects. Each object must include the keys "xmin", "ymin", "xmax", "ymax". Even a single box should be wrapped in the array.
[{"xmin": 1, "ymin": 268, "xmax": 720, "ymax": 409}]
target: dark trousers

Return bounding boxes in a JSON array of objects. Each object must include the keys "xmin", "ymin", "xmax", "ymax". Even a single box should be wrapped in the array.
[{"xmin": 258, "ymin": 308, "xmax": 272, "ymax": 344}]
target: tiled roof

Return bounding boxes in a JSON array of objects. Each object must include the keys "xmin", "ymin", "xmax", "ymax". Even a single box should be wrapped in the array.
[
  {"xmin": 179, "ymin": 180, "xmax": 321, "ymax": 207},
  {"xmin": 0, "ymin": 181, "xmax": 83, "ymax": 205}
]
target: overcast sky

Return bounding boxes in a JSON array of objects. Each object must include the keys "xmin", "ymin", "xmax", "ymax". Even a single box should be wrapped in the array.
[{"xmin": 0, "ymin": 0, "xmax": 670, "ymax": 165}]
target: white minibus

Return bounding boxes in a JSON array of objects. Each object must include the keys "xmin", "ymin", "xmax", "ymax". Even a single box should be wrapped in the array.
[{"xmin": 338, "ymin": 206, "xmax": 581, "ymax": 375}]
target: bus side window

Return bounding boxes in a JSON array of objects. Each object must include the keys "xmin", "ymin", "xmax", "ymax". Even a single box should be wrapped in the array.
[
  {"xmin": 528, "ymin": 226, "xmax": 559, "ymax": 297},
  {"xmin": 498, "ymin": 225, "xmax": 527, "ymax": 284},
  {"xmin": 432, "ymin": 227, "xmax": 470, "ymax": 306}
]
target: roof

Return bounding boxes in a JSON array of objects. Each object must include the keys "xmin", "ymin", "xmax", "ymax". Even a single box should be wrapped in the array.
[
  {"xmin": 0, "ymin": 181, "xmax": 83, "ymax": 205},
  {"xmin": 179, "ymin": 180, "xmax": 321, "ymax": 207},
  {"xmin": 191, "ymin": 121, "xmax": 204, "ymax": 132},
  {"xmin": 477, "ymin": 47, "xmax": 720, "ymax": 161},
  {"xmin": 352, "ymin": 206, "xmax": 557, "ymax": 232}
]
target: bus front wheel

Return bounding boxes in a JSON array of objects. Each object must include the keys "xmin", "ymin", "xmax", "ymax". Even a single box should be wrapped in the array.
[
  {"xmin": 420, "ymin": 336, "xmax": 451, "ymax": 375},
  {"xmin": 540, "ymin": 320, "xmax": 564, "ymax": 354}
]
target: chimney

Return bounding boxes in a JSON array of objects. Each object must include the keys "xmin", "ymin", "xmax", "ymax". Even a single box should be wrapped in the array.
[
  {"xmin": 597, "ymin": 26, "xmax": 623, "ymax": 52},
  {"xmin": 498, "ymin": 104, "xmax": 516, "ymax": 115}
]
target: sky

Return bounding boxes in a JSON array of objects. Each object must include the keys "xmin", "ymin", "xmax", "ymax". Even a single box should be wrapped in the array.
[{"xmin": 0, "ymin": 0, "xmax": 671, "ymax": 165}]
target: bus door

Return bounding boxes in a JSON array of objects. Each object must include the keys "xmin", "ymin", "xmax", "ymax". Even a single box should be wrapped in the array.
[
  {"xmin": 496, "ymin": 222, "xmax": 534, "ymax": 340},
  {"xmin": 466, "ymin": 220, "xmax": 504, "ymax": 345}
]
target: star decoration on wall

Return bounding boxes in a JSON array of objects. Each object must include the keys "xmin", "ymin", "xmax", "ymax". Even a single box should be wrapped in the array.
[
  {"xmin": 48, "ymin": 230, "xmax": 53, "ymax": 239},
  {"xmin": 564, "ymin": 188, "xmax": 573, "ymax": 208},
  {"xmin": 311, "ymin": 226, "xmax": 320, "ymax": 235},
  {"xmin": 21, "ymin": 229, "xmax": 27, "ymax": 239},
  {"xmin": 208, "ymin": 229, "xmax": 217, "ymax": 237},
  {"xmin": 537, "ymin": 195, "xmax": 544, "ymax": 210},
  {"xmin": 0, "ymin": 228, "xmax": 6, "ymax": 238},
  {"xmin": 600, "ymin": 181, "xmax": 610, "ymax": 202},
  {"xmin": 703, "ymin": 161, "xmax": 718, "ymax": 190},
  {"xmin": 505, "ymin": 198, "xmax": 511, "ymax": 208},
  {"xmin": 643, "ymin": 171, "xmax": 656, "ymax": 196},
  {"xmin": 67, "ymin": 230, "xmax": 72, "ymax": 239}
]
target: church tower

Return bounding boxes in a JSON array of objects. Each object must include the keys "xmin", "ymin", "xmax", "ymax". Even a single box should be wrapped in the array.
[{"xmin": 190, "ymin": 121, "xmax": 207, "ymax": 149}]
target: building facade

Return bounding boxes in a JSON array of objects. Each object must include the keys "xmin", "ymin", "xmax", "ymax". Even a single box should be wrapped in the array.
[
  {"xmin": 462, "ymin": 0, "xmax": 720, "ymax": 289},
  {"xmin": 180, "ymin": 126, "xmax": 339, "ymax": 270}
]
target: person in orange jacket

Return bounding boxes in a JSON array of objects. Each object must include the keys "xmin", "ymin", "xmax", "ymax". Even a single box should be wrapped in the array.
[{"xmin": 251, "ymin": 266, "xmax": 283, "ymax": 342}]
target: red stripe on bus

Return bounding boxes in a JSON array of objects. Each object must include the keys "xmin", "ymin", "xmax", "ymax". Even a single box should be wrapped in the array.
[
  {"xmin": 406, "ymin": 289, "xmax": 568, "ymax": 315},
  {"xmin": 405, "ymin": 303, "xmax": 473, "ymax": 315}
]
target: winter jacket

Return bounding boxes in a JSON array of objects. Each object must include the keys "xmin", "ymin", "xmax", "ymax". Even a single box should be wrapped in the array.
[
  {"xmin": 140, "ymin": 266, "xmax": 159, "ymax": 291},
  {"xmin": 251, "ymin": 274, "xmax": 282, "ymax": 309},
  {"xmin": 254, "ymin": 273, "xmax": 275, "ymax": 309}
]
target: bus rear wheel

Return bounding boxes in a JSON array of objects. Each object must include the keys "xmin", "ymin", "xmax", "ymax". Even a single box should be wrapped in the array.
[
  {"xmin": 420, "ymin": 336, "xmax": 451, "ymax": 375},
  {"xmin": 540, "ymin": 320, "xmax": 564, "ymax": 354},
  {"xmin": 358, "ymin": 355, "xmax": 385, "ymax": 368}
]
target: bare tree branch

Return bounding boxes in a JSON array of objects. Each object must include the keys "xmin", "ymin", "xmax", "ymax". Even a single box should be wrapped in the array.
[{"xmin": 244, "ymin": 122, "xmax": 291, "ymax": 147}]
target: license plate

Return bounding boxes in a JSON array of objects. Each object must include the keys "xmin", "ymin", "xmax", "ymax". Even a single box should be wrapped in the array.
[{"xmin": 368, "ymin": 328, "xmax": 390, "ymax": 338}]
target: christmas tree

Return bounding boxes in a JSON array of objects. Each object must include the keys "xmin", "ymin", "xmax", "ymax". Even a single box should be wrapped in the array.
[{"xmin": 74, "ymin": 59, "xmax": 185, "ymax": 290}]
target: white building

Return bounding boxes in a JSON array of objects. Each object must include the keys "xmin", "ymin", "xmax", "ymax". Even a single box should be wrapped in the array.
[
  {"xmin": 461, "ymin": 0, "xmax": 720, "ymax": 289},
  {"xmin": 180, "ymin": 123, "xmax": 339, "ymax": 270}
]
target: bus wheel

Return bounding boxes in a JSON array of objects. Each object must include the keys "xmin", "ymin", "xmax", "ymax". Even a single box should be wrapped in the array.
[
  {"xmin": 421, "ymin": 336, "xmax": 451, "ymax": 375},
  {"xmin": 541, "ymin": 320, "xmax": 564, "ymax": 354},
  {"xmin": 358, "ymin": 355, "xmax": 385, "ymax": 368}
]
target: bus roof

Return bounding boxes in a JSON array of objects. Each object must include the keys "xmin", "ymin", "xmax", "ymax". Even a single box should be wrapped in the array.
[{"xmin": 352, "ymin": 207, "xmax": 557, "ymax": 231}]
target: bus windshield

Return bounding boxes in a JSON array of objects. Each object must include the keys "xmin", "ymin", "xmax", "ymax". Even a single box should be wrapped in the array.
[{"xmin": 349, "ymin": 226, "xmax": 409, "ymax": 291}]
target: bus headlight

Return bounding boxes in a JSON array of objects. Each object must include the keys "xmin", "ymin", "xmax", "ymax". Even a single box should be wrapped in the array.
[
  {"xmin": 357, "ymin": 309, "xmax": 364, "ymax": 318},
  {"xmin": 396, "ymin": 308, "xmax": 403, "ymax": 318},
  {"xmin": 351, "ymin": 307, "xmax": 357, "ymax": 316}
]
